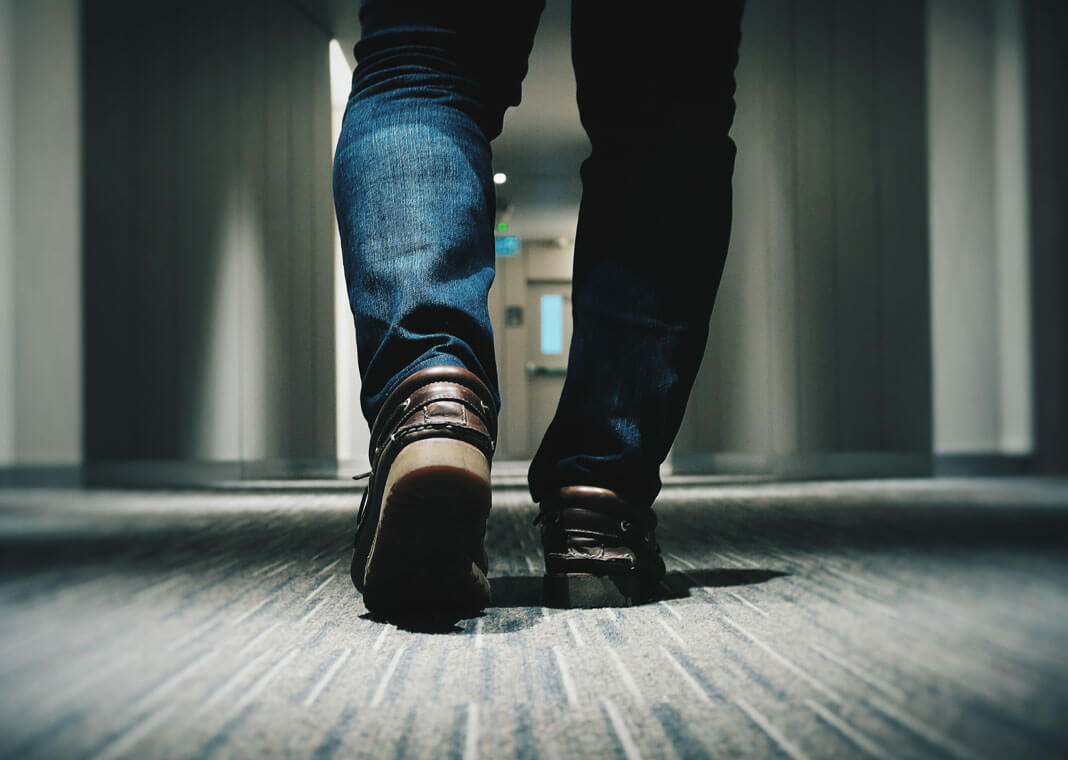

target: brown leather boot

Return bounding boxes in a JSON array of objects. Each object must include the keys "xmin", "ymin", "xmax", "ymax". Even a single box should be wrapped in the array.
[
  {"xmin": 539, "ymin": 486, "xmax": 665, "ymax": 608},
  {"xmin": 351, "ymin": 365, "xmax": 497, "ymax": 616}
]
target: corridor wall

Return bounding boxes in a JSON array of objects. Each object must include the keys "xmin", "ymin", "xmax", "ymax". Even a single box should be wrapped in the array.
[
  {"xmin": 82, "ymin": 0, "xmax": 336, "ymax": 482},
  {"xmin": 0, "ymin": 0, "xmax": 83, "ymax": 482},
  {"xmin": 1027, "ymin": 0, "xmax": 1068, "ymax": 474},
  {"xmin": 674, "ymin": 0, "xmax": 932, "ymax": 476}
]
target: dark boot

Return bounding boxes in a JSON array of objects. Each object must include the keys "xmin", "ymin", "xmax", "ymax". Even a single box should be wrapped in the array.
[
  {"xmin": 539, "ymin": 486, "xmax": 665, "ymax": 608},
  {"xmin": 351, "ymin": 366, "xmax": 497, "ymax": 616}
]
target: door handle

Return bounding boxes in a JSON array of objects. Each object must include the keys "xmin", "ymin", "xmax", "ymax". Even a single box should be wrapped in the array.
[{"xmin": 525, "ymin": 362, "xmax": 568, "ymax": 377}]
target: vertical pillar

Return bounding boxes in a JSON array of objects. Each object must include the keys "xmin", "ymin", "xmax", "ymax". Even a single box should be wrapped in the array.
[
  {"xmin": 0, "ymin": 0, "xmax": 14, "ymax": 465},
  {"xmin": 0, "ymin": 0, "xmax": 82, "ymax": 477},
  {"xmin": 928, "ymin": 0, "xmax": 1034, "ymax": 464},
  {"xmin": 1026, "ymin": 0, "xmax": 1068, "ymax": 472}
]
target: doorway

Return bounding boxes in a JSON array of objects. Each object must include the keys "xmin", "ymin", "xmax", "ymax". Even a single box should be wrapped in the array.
[{"xmin": 489, "ymin": 239, "xmax": 574, "ymax": 461}]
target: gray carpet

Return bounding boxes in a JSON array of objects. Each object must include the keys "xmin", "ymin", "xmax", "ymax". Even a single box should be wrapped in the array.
[{"xmin": 2, "ymin": 477, "xmax": 1067, "ymax": 759}]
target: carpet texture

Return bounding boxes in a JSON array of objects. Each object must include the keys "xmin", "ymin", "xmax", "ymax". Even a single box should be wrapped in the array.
[{"xmin": 1, "ymin": 477, "xmax": 1067, "ymax": 759}]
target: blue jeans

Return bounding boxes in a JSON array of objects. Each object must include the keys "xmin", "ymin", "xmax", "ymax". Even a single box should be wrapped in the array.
[{"xmin": 334, "ymin": 0, "xmax": 743, "ymax": 508}]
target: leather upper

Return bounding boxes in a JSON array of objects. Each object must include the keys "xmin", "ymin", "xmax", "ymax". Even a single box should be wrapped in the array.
[
  {"xmin": 369, "ymin": 365, "xmax": 497, "ymax": 468},
  {"xmin": 539, "ymin": 485, "xmax": 662, "ymax": 577}
]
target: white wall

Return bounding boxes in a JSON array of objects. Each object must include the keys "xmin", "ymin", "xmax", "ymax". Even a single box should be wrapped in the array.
[
  {"xmin": 928, "ymin": 0, "xmax": 1033, "ymax": 455},
  {"xmin": 0, "ymin": 0, "xmax": 15, "ymax": 465},
  {"xmin": 992, "ymin": 0, "xmax": 1033, "ymax": 455},
  {"xmin": 0, "ymin": 0, "xmax": 82, "ymax": 469},
  {"xmin": 330, "ymin": 38, "xmax": 370, "ymax": 473}
]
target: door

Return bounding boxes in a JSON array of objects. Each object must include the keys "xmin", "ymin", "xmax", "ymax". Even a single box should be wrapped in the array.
[{"xmin": 525, "ymin": 281, "xmax": 573, "ymax": 452}]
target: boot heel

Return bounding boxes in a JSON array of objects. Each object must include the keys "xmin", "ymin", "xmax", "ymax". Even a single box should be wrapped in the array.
[
  {"xmin": 362, "ymin": 438, "xmax": 492, "ymax": 615},
  {"xmin": 543, "ymin": 573, "xmax": 638, "ymax": 609}
]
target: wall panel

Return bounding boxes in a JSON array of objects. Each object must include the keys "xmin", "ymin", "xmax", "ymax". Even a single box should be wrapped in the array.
[
  {"xmin": 793, "ymin": 0, "xmax": 838, "ymax": 454},
  {"xmin": 11, "ymin": 0, "xmax": 82, "ymax": 466},
  {"xmin": 831, "ymin": 0, "xmax": 881, "ymax": 450},
  {"xmin": 0, "ymin": 0, "xmax": 16, "ymax": 464},
  {"xmin": 875, "ymin": 0, "xmax": 932, "ymax": 451},
  {"xmin": 82, "ymin": 0, "xmax": 336, "ymax": 481},
  {"xmin": 1027, "ymin": 0, "xmax": 1068, "ymax": 472},
  {"xmin": 676, "ymin": 0, "xmax": 932, "ymax": 476}
]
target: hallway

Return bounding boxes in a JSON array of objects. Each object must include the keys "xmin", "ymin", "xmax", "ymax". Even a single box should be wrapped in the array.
[{"xmin": 1, "ymin": 478, "xmax": 1066, "ymax": 758}]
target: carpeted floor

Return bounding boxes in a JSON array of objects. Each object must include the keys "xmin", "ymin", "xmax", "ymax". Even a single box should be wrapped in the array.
[{"xmin": 1, "ymin": 477, "xmax": 1067, "ymax": 759}]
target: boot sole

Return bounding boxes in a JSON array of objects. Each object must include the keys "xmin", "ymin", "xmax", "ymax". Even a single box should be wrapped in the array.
[
  {"xmin": 543, "ymin": 573, "xmax": 641, "ymax": 609},
  {"xmin": 361, "ymin": 438, "xmax": 491, "ymax": 616}
]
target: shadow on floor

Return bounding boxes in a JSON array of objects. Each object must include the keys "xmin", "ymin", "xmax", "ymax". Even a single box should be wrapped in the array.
[
  {"xmin": 490, "ymin": 567, "xmax": 788, "ymax": 608},
  {"xmin": 362, "ymin": 568, "xmax": 789, "ymax": 634}
]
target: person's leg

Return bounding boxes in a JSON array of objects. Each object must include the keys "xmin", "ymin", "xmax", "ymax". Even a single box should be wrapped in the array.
[
  {"xmin": 334, "ymin": 1, "xmax": 544, "ymax": 614},
  {"xmin": 529, "ymin": 0, "xmax": 745, "ymax": 510},
  {"xmin": 533, "ymin": 1, "xmax": 744, "ymax": 607},
  {"xmin": 334, "ymin": 0, "xmax": 544, "ymax": 426}
]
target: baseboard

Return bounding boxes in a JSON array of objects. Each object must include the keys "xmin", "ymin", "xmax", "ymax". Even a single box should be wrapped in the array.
[
  {"xmin": 671, "ymin": 451, "xmax": 933, "ymax": 479},
  {"xmin": 81, "ymin": 458, "xmax": 341, "ymax": 487},
  {"xmin": 0, "ymin": 465, "xmax": 83, "ymax": 487},
  {"xmin": 934, "ymin": 454, "xmax": 1034, "ymax": 476}
]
